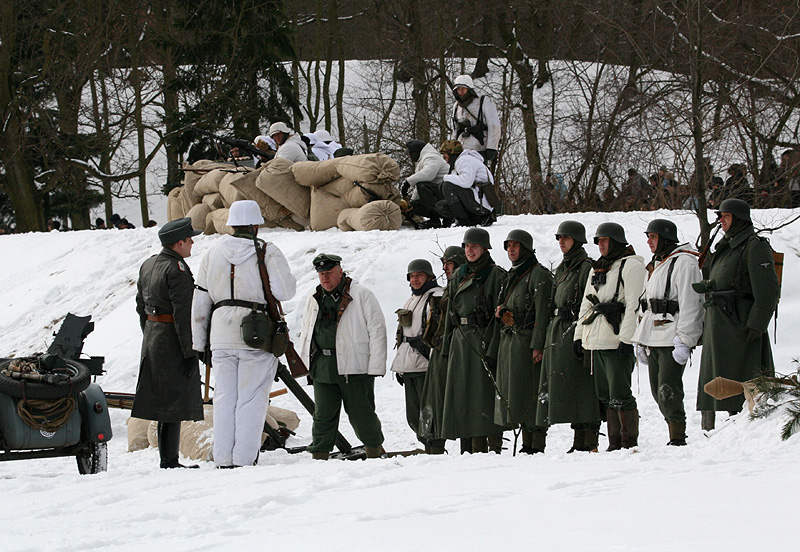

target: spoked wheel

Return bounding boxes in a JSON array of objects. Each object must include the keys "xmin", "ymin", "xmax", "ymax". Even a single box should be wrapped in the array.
[{"xmin": 76, "ymin": 441, "xmax": 108, "ymax": 474}]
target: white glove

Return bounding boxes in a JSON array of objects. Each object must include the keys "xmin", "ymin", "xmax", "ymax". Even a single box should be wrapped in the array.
[
  {"xmin": 672, "ymin": 336, "xmax": 691, "ymax": 365},
  {"xmin": 635, "ymin": 344, "xmax": 649, "ymax": 366}
]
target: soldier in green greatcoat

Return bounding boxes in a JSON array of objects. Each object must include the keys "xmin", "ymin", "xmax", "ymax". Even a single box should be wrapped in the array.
[
  {"xmin": 494, "ymin": 229, "xmax": 553, "ymax": 454},
  {"xmin": 537, "ymin": 221, "xmax": 601, "ymax": 452},
  {"xmin": 419, "ymin": 246, "xmax": 465, "ymax": 454},
  {"xmin": 441, "ymin": 228, "xmax": 507, "ymax": 453},
  {"xmin": 693, "ymin": 199, "xmax": 780, "ymax": 430}
]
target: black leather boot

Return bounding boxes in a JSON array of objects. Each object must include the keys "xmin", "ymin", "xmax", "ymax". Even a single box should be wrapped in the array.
[{"xmin": 158, "ymin": 422, "xmax": 199, "ymax": 469}]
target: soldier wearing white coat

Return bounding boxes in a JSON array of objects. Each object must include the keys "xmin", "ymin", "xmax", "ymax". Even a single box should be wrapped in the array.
[
  {"xmin": 402, "ymin": 140, "xmax": 451, "ymax": 228},
  {"xmin": 268, "ymin": 122, "xmax": 308, "ymax": 163},
  {"xmin": 192, "ymin": 200, "xmax": 297, "ymax": 468},
  {"xmin": 435, "ymin": 140, "xmax": 495, "ymax": 227},
  {"xmin": 632, "ymin": 219, "xmax": 704, "ymax": 446},
  {"xmin": 450, "ymin": 74, "xmax": 501, "ymax": 164},
  {"xmin": 390, "ymin": 259, "xmax": 444, "ymax": 448}
]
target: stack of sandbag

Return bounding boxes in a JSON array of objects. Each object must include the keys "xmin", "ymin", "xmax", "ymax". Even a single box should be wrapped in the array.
[
  {"xmin": 128, "ymin": 405, "xmax": 302, "ymax": 461},
  {"xmin": 291, "ymin": 153, "xmax": 402, "ymax": 231},
  {"xmin": 255, "ymin": 157, "xmax": 311, "ymax": 227}
]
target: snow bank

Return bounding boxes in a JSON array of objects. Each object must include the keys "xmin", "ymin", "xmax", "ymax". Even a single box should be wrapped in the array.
[{"xmin": 1, "ymin": 209, "xmax": 798, "ymax": 551}]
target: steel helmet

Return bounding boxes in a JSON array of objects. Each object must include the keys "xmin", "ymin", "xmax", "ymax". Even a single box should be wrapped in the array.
[
  {"xmin": 441, "ymin": 246, "xmax": 466, "ymax": 267},
  {"xmin": 555, "ymin": 220, "xmax": 587, "ymax": 244},
  {"xmin": 593, "ymin": 222, "xmax": 627, "ymax": 245},
  {"xmin": 504, "ymin": 229, "xmax": 534, "ymax": 252},
  {"xmin": 453, "ymin": 74, "xmax": 475, "ymax": 91},
  {"xmin": 462, "ymin": 227, "xmax": 491, "ymax": 250},
  {"xmin": 406, "ymin": 259, "xmax": 435, "ymax": 281},
  {"xmin": 716, "ymin": 198, "xmax": 751, "ymax": 222},
  {"xmin": 644, "ymin": 219, "xmax": 679, "ymax": 242},
  {"xmin": 227, "ymin": 200, "xmax": 265, "ymax": 226}
]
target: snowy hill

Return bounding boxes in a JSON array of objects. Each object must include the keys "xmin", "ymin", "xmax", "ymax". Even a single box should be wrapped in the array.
[{"xmin": 2, "ymin": 209, "xmax": 799, "ymax": 551}]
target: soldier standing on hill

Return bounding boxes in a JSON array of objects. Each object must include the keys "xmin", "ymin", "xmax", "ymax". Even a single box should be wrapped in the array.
[
  {"xmin": 132, "ymin": 218, "xmax": 204, "ymax": 469},
  {"xmin": 450, "ymin": 74, "xmax": 501, "ymax": 164},
  {"xmin": 632, "ymin": 219, "xmax": 704, "ymax": 446},
  {"xmin": 693, "ymin": 199, "xmax": 780, "ymax": 430},
  {"xmin": 574, "ymin": 223, "xmax": 646, "ymax": 450},
  {"xmin": 494, "ymin": 230, "xmax": 553, "ymax": 454},
  {"xmin": 390, "ymin": 259, "xmax": 444, "ymax": 451},
  {"xmin": 537, "ymin": 221, "xmax": 601, "ymax": 453},
  {"xmin": 418, "ymin": 246, "xmax": 466, "ymax": 454},
  {"xmin": 441, "ymin": 229, "xmax": 507, "ymax": 453}
]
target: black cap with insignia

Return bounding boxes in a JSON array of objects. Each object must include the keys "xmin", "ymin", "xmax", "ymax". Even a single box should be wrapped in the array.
[
  {"xmin": 159, "ymin": 217, "xmax": 201, "ymax": 245},
  {"xmin": 313, "ymin": 253, "xmax": 342, "ymax": 272}
]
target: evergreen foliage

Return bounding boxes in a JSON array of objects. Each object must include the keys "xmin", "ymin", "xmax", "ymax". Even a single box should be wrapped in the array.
[{"xmin": 749, "ymin": 363, "xmax": 800, "ymax": 441}]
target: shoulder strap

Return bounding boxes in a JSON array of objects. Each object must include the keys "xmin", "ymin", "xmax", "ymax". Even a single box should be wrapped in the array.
[
  {"xmin": 663, "ymin": 257, "xmax": 678, "ymax": 300},
  {"xmin": 613, "ymin": 258, "xmax": 627, "ymax": 302}
]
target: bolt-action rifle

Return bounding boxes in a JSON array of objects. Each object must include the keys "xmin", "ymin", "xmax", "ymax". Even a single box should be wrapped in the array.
[{"xmin": 190, "ymin": 126, "xmax": 273, "ymax": 161}]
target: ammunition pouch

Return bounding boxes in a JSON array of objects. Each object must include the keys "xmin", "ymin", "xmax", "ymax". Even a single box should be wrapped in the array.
[
  {"xmin": 401, "ymin": 335, "xmax": 431, "ymax": 360},
  {"xmin": 639, "ymin": 298, "xmax": 679, "ymax": 315},
  {"xmin": 476, "ymin": 181, "xmax": 500, "ymax": 209},
  {"xmin": 710, "ymin": 290, "xmax": 753, "ymax": 325},
  {"xmin": 396, "ymin": 308, "xmax": 413, "ymax": 327},
  {"xmin": 582, "ymin": 295, "xmax": 625, "ymax": 335},
  {"xmin": 467, "ymin": 122, "xmax": 487, "ymax": 145}
]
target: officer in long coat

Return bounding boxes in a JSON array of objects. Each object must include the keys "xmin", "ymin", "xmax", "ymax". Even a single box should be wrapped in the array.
[
  {"xmin": 441, "ymin": 228, "xmax": 507, "ymax": 453},
  {"xmin": 693, "ymin": 199, "xmax": 779, "ymax": 430},
  {"xmin": 494, "ymin": 230, "xmax": 553, "ymax": 454},
  {"xmin": 132, "ymin": 217, "xmax": 204, "ymax": 469},
  {"xmin": 418, "ymin": 246, "xmax": 465, "ymax": 454},
  {"xmin": 537, "ymin": 221, "xmax": 601, "ymax": 453}
]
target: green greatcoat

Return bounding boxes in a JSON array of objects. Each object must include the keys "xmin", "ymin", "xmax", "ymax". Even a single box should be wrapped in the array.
[
  {"xmin": 419, "ymin": 291, "xmax": 449, "ymax": 443},
  {"xmin": 440, "ymin": 258, "xmax": 507, "ymax": 439},
  {"xmin": 494, "ymin": 257, "xmax": 553, "ymax": 430},
  {"xmin": 537, "ymin": 248, "xmax": 601, "ymax": 426},
  {"xmin": 697, "ymin": 224, "xmax": 780, "ymax": 412}
]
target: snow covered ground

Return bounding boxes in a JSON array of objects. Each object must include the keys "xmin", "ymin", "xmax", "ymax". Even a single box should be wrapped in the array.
[{"xmin": 2, "ymin": 209, "xmax": 799, "ymax": 551}]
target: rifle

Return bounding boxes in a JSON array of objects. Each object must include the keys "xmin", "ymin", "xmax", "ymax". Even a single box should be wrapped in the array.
[
  {"xmin": 190, "ymin": 126, "xmax": 273, "ymax": 161},
  {"xmin": 698, "ymin": 223, "xmax": 722, "ymax": 269},
  {"xmin": 253, "ymin": 235, "xmax": 310, "ymax": 378}
]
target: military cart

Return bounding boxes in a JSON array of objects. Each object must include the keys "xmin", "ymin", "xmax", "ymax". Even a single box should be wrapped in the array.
[{"xmin": 0, "ymin": 314, "xmax": 112, "ymax": 474}]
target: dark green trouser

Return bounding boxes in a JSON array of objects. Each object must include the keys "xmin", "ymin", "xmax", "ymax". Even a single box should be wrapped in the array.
[
  {"xmin": 402, "ymin": 372, "xmax": 426, "ymax": 444},
  {"xmin": 592, "ymin": 349, "xmax": 637, "ymax": 411},
  {"xmin": 647, "ymin": 346, "xmax": 687, "ymax": 424},
  {"xmin": 410, "ymin": 181, "xmax": 443, "ymax": 218},
  {"xmin": 307, "ymin": 375, "xmax": 384, "ymax": 453},
  {"xmin": 571, "ymin": 420, "xmax": 601, "ymax": 431}
]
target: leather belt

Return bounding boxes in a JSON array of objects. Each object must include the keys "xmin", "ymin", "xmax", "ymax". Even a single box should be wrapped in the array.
[{"xmin": 147, "ymin": 314, "xmax": 174, "ymax": 323}]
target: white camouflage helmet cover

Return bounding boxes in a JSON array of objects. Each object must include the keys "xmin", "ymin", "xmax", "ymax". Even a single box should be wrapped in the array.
[
  {"xmin": 453, "ymin": 74, "xmax": 475, "ymax": 91},
  {"xmin": 314, "ymin": 129, "xmax": 333, "ymax": 142},
  {"xmin": 226, "ymin": 200, "xmax": 265, "ymax": 226},
  {"xmin": 268, "ymin": 122, "xmax": 292, "ymax": 137}
]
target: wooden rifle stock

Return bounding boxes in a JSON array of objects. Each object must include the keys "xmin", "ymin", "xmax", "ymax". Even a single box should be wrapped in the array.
[{"xmin": 254, "ymin": 236, "xmax": 310, "ymax": 378}]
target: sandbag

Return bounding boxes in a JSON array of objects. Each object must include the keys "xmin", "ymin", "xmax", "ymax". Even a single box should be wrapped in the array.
[
  {"xmin": 219, "ymin": 172, "xmax": 250, "ymax": 207},
  {"xmin": 233, "ymin": 169, "xmax": 301, "ymax": 231},
  {"xmin": 167, "ymin": 186, "xmax": 185, "ymax": 221},
  {"xmin": 336, "ymin": 153, "xmax": 400, "ymax": 184},
  {"xmin": 265, "ymin": 405, "xmax": 301, "ymax": 432},
  {"xmin": 127, "ymin": 417, "xmax": 151, "ymax": 452},
  {"xmin": 202, "ymin": 192, "xmax": 225, "ymax": 210},
  {"xmin": 342, "ymin": 182, "xmax": 398, "ymax": 208},
  {"xmin": 186, "ymin": 203, "xmax": 212, "ymax": 232},
  {"xmin": 310, "ymin": 187, "xmax": 350, "ymax": 231},
  {"xmin": 204, "ymin": 210, "xmax": 218, "ymax": 235},
  {"xmin": 196, "ymin": 168, "xmax": 235, "ymax": 196},
  {"xmin": 320, "ymin": 176, "xmax": 357, "ymax": 199},
  {"xmin": 291, "ymin": 158, "xmax": 342, "ymax": 187},
  {"xmin": 347, "ymin": 200, "xmax": 403, "ymax": 231},
  {"xmin": 257, "ymin": 158, "xmax": 311, "ymax": 218},
  {"xmin": 337, "ymin": 208, "xmax": 359, "ymax": 231},
  {"xmin": 210, "ymin": 208, "xmax": 234, "ymax": 235},
  {"xmin": 181, "ymin": 160, "xmax": 218, "ymax": 198}
]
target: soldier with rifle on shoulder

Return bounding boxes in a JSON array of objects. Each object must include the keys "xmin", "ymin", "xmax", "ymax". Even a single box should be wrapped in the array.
[
  {"xmin": 692, "ymin": 199, "xmax": 780, "ymax": 431},
  {"xmin": 191, "ymin": 200, "xmax": 297, "ymax": 468}
]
